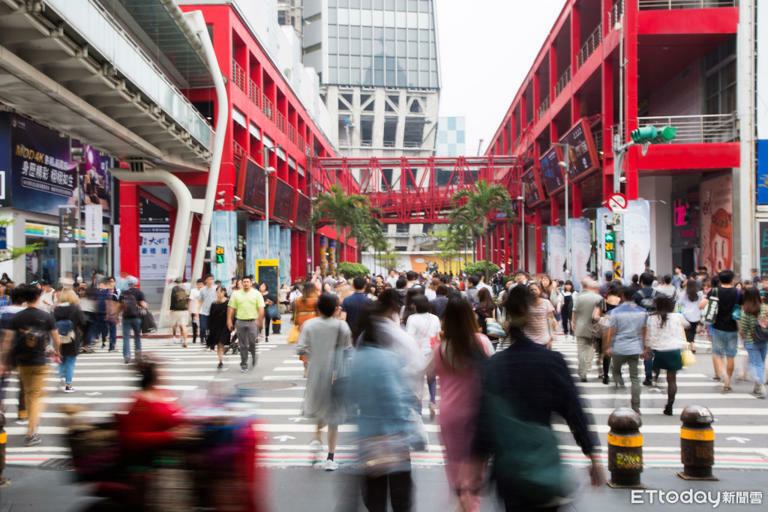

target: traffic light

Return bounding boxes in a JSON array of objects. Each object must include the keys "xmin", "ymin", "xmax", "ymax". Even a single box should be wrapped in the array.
[
  {"xmin": 604, "ymin": 229, "xmax": 615, "ymax": 261},
  {"xmin": 630, "ymin": 125, "xmax": 677, "ymax": 145},
  {"xmin": 215, "ymin": 245, "xmax": 225, "ymax": 264}
]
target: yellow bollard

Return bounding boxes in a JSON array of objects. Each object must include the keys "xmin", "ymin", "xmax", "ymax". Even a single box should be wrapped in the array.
[
  {"xmin": 677, "ymin": 405, "xmax": 717, "ymax": 481},
  {"xmin": 606, "ymin": 407, "xmax": 644, "ymax": 488}
]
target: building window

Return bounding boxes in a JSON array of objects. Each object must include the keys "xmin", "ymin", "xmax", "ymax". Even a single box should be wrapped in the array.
[
  {"xmin": 704, "ymin": 37, "xmax": 737, "ymax": 115},
  {"xmin": 361, "ymin": 116, "xmax": 374, "ymax": 146},
  {"xmin": 396, "ymin": 224, "xmax": 409, "ymax": 233},
  {"xmin": 395, "ymin": 246, "xmax": 408, "ymax": 251}
]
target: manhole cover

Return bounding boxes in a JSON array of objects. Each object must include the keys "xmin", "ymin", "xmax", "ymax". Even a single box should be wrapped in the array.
[{"xmin": 237, "ymin": 381, "xmax": 297, "ymax": 392}]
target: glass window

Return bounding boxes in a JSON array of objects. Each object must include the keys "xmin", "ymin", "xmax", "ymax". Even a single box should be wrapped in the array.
[
  {"xmin": 408, "ymin": 58, "xmax": 418, "ymax": 70},
  {"xmin": 408, "ymin": 0, "xmax": 418, "ymax": 11},
  {"xmin": 339, "ymin": 0, "xmax": 348, "ymax": 7},
  {"xmin": 351, "ymin": 26, "xmax": 361, "ymax": 38},
  {"xmin": 350, "ymin": 39, "xmax": 361, "ymax": 55},
  {"xmin": 385, "ymin": 0, "xmax": 395, "ymax": 10},
  {"xmin": 407, "ymin": 70, "xmax": 418, "ymax": 87},
  {"xmin": 362, "ymin": 26, "xmax": 372, "ymax": 39},
  {"xmin": 429, "ymin": 71, "xmax": 438, "ymax": 88},
  {"xmin": 328, "ymin": 68, "xmax": 337, "ymax": 83},
  {"xmin": 329, "ymin": 55, "xmax": 338, "ymax": 67},
  {"xmin": 339, "ymin": 38, "xmax": 349, "ymax": 54},
  {"xmin": 408, "ymin": 41, "xmax": 417, "ymax": 54},
  {"xmin": 386, "ymin": 27, "xmax": 396, "ymax": 40},
  {"xmin": 350, "ymin": 0, "xmax": 360, "ymax": 7},
  {"xmin": 420, "ymin": 70, "xmax": 429, "ymax": 86},
  {"xmin": 419, "ymin": 41, "xmax": 428, "ymax": 57},
  {"xmin": 340, "ymin": 68, "xmax": 350, "ymax": 84},
  {"xmin": 351, "ymin": 55, "xmax": 361, "ymax": 69},
  {"xmin": 419, "ymin": 29, "xmax": 429, "ymax": 40},
  {"xmin": 373, "ymin": 0, "xmax": 383, "ymax": 8},
  {"xmin": 328, "ymin": 10, "xmax": 337, "ymax": 23},
  {"xmin": 397, "ymin": 28, "xmax": 407, "ymax": 41},
  {"xmin": 397, "ymin": 0, "xmax": 406, "ymax": 11},
  {"xmin": 362, "ymin": 0, "xmax": 372, "ymax": 8},
  {"xmin": 362, "ymin": 39, "xmax": 372, "ymax": 54},
  {"xmin": 340, "ymin": 55, "xmax": 350, "ymax": 67},
  {"xmin": 408, "ymin": 28, "xmax": 418, "ymax": 41},
  {"xmin": 328, "ymin": 38, "xmax": 337, "ymax": 53},
  {"xmin": 385, "ymin": 40, "xmax": 395, "ymax": 54},
  {"xmin": 374, "ymin": 27, "xmax": 384, "ymax": 40},
  {"xmin": 419, "ymin": 0, "xmax": 429, "ymax": 12},
  {"xmin": 329, "ymin": 0, "xmax": 337, "ymax": 6},
  {"xmin": 328, "ymin": 24, "xmax": 337, "ymax": 37},
  {"xmin": 339, "ymin": 25, "xmax": 349, "ymax": 37},
  {"xmin": 397, "ymin": 41, "xmax": 406, "ymax": 55}
]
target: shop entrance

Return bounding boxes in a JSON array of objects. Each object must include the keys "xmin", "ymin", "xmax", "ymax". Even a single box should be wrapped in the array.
[{"xmin": 26, "ymin": 238, "xmax": 57, "ymax": 283}]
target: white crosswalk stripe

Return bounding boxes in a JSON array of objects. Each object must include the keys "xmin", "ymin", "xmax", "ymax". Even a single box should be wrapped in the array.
[{"xmin": 3, "ymin": 337, "xmax": 767, "ymax": 472}]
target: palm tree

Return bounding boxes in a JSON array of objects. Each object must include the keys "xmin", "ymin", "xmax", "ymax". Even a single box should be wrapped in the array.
[
  {"xmin": 312, "ymin": 184, "xmax": 371, "ymax": 265},
  {"xmin": 450, "ymin": 180, "xmax": 515, "ymax": 280}
]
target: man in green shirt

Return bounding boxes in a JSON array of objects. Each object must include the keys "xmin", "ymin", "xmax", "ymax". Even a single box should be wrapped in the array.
[{"xmin": 227, "ymin": 276, "xmax": 265, "ymax": 372}]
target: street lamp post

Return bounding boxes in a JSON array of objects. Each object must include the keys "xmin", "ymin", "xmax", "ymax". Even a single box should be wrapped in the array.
[
  {"xmin": 553, "ymin": 142, "xmax": 571, "ymax": 280},
  {"xmin": 258, "ymin": 145, "xmax": 280, "ymax": 259}
]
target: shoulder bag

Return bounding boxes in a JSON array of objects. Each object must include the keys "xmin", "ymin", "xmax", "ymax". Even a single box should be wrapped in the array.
[
  {"xmin": 485, "ymin": 309, "xmax": 506, "ymax": 339},
  {"xmin": 702, "ymin": 287, "xmax": 719, "ymax": 324}
]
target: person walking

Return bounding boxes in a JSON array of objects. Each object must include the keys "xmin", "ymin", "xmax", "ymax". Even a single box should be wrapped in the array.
[
  {"xmin": 349, "ymin": 300, "xmax": 418, "ymax": 512},
  {"xmin": 523, "ymin": 282, "xmax": 556, "ymax": 349},
  {"xmin": 433, "ymin": 296, "xmax": 492, "ymax": 511},
  {"xmin": 604, "ymin": 287, "xmax": 649, "ymax": 413},
  {"xmin": 572, "ymin": 279, "xmax": 604, "ymax": 382},
  {"xmin": 341, "ymin": 276, "xmax": 371, "ymax": 340},
  {"xmin": 198, "ymin": 274, "xmax": 217, "ymax": 349},
  {"xmin": 473, "ymin": 285, "xmax": 604, "ymax": 510},
  {"xmin": 226, "ymin": 276, "xmax": 265, "ymax": 373},
  {"xmin": 297, "ymin": 293, "xmax": 352, "ymax": 471},
  {"xmin": 259, "ymin": 282, "xmax": 278, "ymax": 343},
  {"xmin": 738, "ymin": 287, "xmax": 767, "ymax": 398},
  {"xmin": 633, "ymin": 272, "xmax": 659, "ymax": 386},
  {"xmin": 0, "ymin": 284, "xmax": 61, "ymax": 446},
  {"xmin": 207, "ymin": 285, "xmax": 230, "ymax": 370},
  {"xmin": 405, "ymin": 295, "xmax": 441, "ymax": 420},
  {"xmin": 645, "ymin": 295, "xmax": 689, "ymax": 415},
  {"xmin": 705, "ymin": 270, "xmax": 742, "ymax": 392},
  {"xmin": 677, "ymin": 279, "xmax": 703, "ymax": 354},
  {"xmin": 294, "ymin": 282, "xmax": 319, "ymax": 377},
  {"xmin": 560, "ymin": 280, "xmax": 575, "ymax": 340},
  {"xmin": 53, "ymin": 288, "xmax": 87, "ymax": 393},
  {"xmin": 104, "ymin": 277, "xmax": 119, "ymax": 352},
  {"xmin": 169, "ymin": 278, "xmax": 190, "ymax": 347},
  {"xmin": 188, "ymin": 279, "xmax": 203, "ymax": 344},
  {"xmin": 119, "ymin": 279, "xmax": 147, "ymax": 364},
  {"xmin": 596, "ymin": 283, "xmax": 623, "ymax": 385}
]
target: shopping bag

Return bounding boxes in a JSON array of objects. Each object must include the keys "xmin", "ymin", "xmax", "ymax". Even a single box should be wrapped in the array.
[
  {"xmin": 681, "ymin": 349, "xmax": 696, "ymax": 367},
  {"xmin": 287, "ymin": 325, "xmax": 300, "ymax": 344},
  {"xmin": 485, "ymin": 318, "xmax": 506, "ymax": 338}
]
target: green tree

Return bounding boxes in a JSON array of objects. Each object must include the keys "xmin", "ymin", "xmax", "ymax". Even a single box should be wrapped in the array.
[
  {"xmin": 449, "ymin": 180, "xmax": 515, "ymax": 280},
  {"xmin": 312, "ymin": 185, "xmax": 371, "ymax": 265},
  {"xmin": 0, "ymin": 219, "xmax": 42, "ymax": 263}
]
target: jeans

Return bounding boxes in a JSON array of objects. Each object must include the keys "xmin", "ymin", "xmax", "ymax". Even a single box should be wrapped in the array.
[
  {"xmin": 744, "ymin": 342, "xmax": 768, "ymax": 384},
  {"xmin": 58, "ymin": 355, "xmax": 77, "ymax": 384},
  {"xmin": 644, "ymin": 357, "xmax": 654, "ymax": 383},
  {"xmin": 427, "ymin": 374, "xmax": 437, "ymax": 403},
  {"xmin": 199, "ymin": 314, "xmax": 209, "ymax": 346},
  {"xmin": 363, "ymin": 471, "xmax": 413, "ymax": 512},
  {"xmin": 87, "ymin": 314, "xmax": 106, "ymax": 347},
  {"xmin": 712, "ymin": 328, "xmax": 739, "ymax": 357},
  {"xmin": 576, "ymin": 337, "xmax": 594, "ymax": 379},
  {"xmin": 106, "ymin": 321, "xmax": 117, "ymax": 350},
  {"xmin": 122, "ymin": 317, "xmax": 142, "ymax": 362},
  {"xmin": 235, "ymin": 319, "xmax": 259, "ymax": 368},
  {"xmin": 611, "ymin": 354, "xmax": 641, "ymax": 410}
]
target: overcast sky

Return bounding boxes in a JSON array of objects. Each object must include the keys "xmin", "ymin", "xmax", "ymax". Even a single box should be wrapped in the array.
[{"xmin": 435, "ymin": 0, "xmax": 565, "ymax": 155}]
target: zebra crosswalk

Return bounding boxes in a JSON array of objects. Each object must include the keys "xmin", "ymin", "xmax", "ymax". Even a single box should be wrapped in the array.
[{"xmin": 3, "ymin": 336, "xmax": 767, "ymax": 471}]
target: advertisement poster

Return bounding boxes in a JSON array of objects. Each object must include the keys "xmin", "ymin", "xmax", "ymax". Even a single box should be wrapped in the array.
[
  {"xmin": 84, "ymin": 204, "xmax": 102, "ymax": 245},
  {"xmin": 547, "ymin": 226, "xmax": 566, "ymax": 282},
  {"xmin": 561, "ymin": 119, "xmax": 599, "ymax": 182},
  {"xmin": 700, "ymin": 175, "xmax": 733, "ymax": 273},
  {"xmin": 623, "ymin": 200, "xmax": 651, "ymax": 282},
  {"xmin": 9, "ymin": 115, "xmax": 111, "ymax": 217},
  {"xmin": 760, "ymin": 222, "xmax": 768, "ymax": 277},
  {"xmin": 0, "ymin": 113, "xmax": 10, "ymax": 207},
  {"xmin": 139, "ymin": 225, "xmax": 170, "ymax": 280},
  {"xmin": 568, "ymin": 218, "xmax": 591, "ymax": 290},
  {"xmin": 540, "ymin": 147, "xmax": 564, "ymax": 195},
  {"xmin": 58, "ymin": 205, "xmax": 77, "ymax": 248}
]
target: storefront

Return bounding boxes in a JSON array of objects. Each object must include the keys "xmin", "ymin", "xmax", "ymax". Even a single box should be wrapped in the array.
[{"xmin": 0, "ymin": 112, "xmax": 114, "ymax": 284}]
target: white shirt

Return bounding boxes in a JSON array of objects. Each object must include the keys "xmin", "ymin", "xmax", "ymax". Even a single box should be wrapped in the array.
[
  {"xmin": 424, "ymin": 288, "xmax": 436, "ymax": 300},
  {"xmin": 646, "ymin": 312, "xmax": 689, "ymax": 351},
  {"xmin": 405, "ymin": 312, "xmax": 441, "ymax": 359},
  {"xmin": 188, "ymin": 287, "xmax": 201, "ymax": 314},
  {"xmin": 677, "ymin": 291, "xmax": 704, "ymax": 323},
  {"xmin": 40, "ymin": 290, "xmax": 55, "ymax": 312}
]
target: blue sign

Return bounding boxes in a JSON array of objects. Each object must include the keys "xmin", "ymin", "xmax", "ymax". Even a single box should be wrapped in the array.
[
  {"xmin": 0, "ymin": 226, "xmax": 6, "ymax": 250},
  {"xmin": 0, "ymin": 112, "xmax": 10, "ymax": 207},
  {"xmin": 758, "ymin": 140, "xmax": 768, "ymax": 205}
]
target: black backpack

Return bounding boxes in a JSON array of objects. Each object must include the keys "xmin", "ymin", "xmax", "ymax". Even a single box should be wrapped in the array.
[
  {"xmin": 638, "ymin": 288, "xmax": 657, "ymax": 312},
  {"xmin": 122, "ymin": 291, "xmax": 140, "ymax": 317}
]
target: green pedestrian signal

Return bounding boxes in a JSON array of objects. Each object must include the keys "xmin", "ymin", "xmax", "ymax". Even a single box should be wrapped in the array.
[
  {"xmin": 630, "ymin": 125, "xmax": 677, "ymax": 145},
  {"xmin": 605, "ymin": 230, "xmax": 615, "ymax": 260},
  {"xmin": 605, "ymin": 250, "xmax": 615, "ymax": 261},
  {"xmin": 215, "ymin": 245, "xmax": 225, "ymax": 264}
]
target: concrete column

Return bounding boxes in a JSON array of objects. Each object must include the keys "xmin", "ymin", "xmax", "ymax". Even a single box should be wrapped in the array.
[
  {"xmin": 210, "ymin": 210, "xmax": 238, "ymax": 283},
  {"xmin": 246, "ymin": 219, "xmax": 266, "ymax": 275},
  {"xmin": 280, "ymin": 227, "xmax": 291, "ymax": 286},
  {"xmin": 372, "ymin": 88, "xmax": 386, "ymax": 148}
]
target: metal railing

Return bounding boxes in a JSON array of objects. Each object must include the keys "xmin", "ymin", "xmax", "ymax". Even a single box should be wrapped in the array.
[
  {"xmin": 608, "ymin": 1, "xmax": 624, "ymax": 29},
  {"xmin": 262, "ymin": 94, "xmax": 274, "ymax": 121},
  {"xmin": 555, "ymin": 66, "xmax": 571, "ymax": 98},
  {"xmin": 276, "ymin": 111, "xmax": 287, "ymax": 134},
  {"xmin": 612, "ymin": 113, "xmax": 737, "ymax": 144},
  {"xmin": 639, "ymin": 0, "xmax": 736, "ymax": 9},
  {"xmin": 537, "ymin": 95, "xmax": 550, "ymax": 120},
  {"xmin": 249, "ymin": 79, "xmax": 262, "ymax": 108},
  {"xmin": 577, "ymin": 24, "xmax": 602, "ymax": 68},
  {"xmin": 232, "ymin": 59, "xmax": 247, "ymax": 92}
]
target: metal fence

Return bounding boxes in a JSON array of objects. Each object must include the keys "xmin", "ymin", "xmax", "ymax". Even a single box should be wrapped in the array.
[
  {"xmin": 638, "ymin": 0, "xmax": 737, "ymax": 9},
  {"xmin": 577, "ymin": 24, "xmax": 602, "ymax": 68},
  {"xmin": 613, "ymin": 113, "xmax": 737, "ymax": 144},
  {"xmin": 555, "ymin": 66, "xmax": 571, "ymax": 98}
]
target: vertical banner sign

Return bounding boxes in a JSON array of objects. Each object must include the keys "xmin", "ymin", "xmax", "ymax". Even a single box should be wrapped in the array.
[
  {"xmin": 568, "ymin": 218, "xmax": 591, "ymax": 291},
  {"xmin": 758, "ymin": 0, "xmax": 768, "ymax": 204},
  {"xmin": 760, "ymin": 223, "xmax": 768, "ymax": 277},
  {"xmin": 700, "ymin": 175, "xmax": 733, "ymax": 273},
  {"xmin": 84, "ymin": 204, "xmax": 102, "ymax": 245},
  {"xmin": 547, "ymin": 226, "xmax": 566, "ymax": 282},
  {"xmin": 0, "ymin": 226, "xmax": 6, "ymax": 250},
  {"xmin": 596, "ymin": 207, "xmax": 614, "ymax": 281},
  {"xmin": 623, "ymin": 200, "xmax": 651, "ymax": 282},
  {"xmin": 58, "ymin": 205, "xmax": 77, "ymax": 248}
]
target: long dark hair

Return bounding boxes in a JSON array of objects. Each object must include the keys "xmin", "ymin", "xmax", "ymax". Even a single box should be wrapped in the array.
[
  {"xmin": 685, "ymin": 279, "xmax": 699, "ymax": 302},
  {"xmin": 502, "ymin": 285, "xmax": 534, "ymax": 330},
  {"xmin": 356, "ymin": 289, "xmax": 403, "ymax": 347},
  {"xmin": 476, "ymin": 287, "xmax": 495, "ymax": 311},
  {"xmin": 652, "ymin": 295, "xmax": 675, "ymax": 328},
  {"xmin": 742, "ymin": 287, "xmax": 762, "ymax": 316},
  {"xmin": 441, "ymin": 296, "xmax": 485, "ymax": 369}
]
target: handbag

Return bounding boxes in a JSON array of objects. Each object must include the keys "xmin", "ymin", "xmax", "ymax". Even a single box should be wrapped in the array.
[
  {"xmin": 287, "ymin": 325, "xmax": 300, "ymax": 344},
  {"xmin": 358, "ymin": 433, "xmax": 411, "ymax": 477},
  {"xmin": 681, "ymin": 348, "xmax": 696, "ymax": 367},
  {"xmin": 139, "ymin": 308, "xmax": 157, "ymax": 333},
  {"xmin": 485, "ymin": 317, "xmax": 506, "ymax": 339},
  {"xmin": 702, "ymin": 288, "xmax": 719, "ymax": 324}
]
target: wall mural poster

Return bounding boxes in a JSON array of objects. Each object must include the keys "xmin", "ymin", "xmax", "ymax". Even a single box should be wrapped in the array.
[
  {"xmin": 623, "ymin": 200, "xmax": 651, "ymax": 283},
  {"xmin": 139, "ymin": 225, "xmax": 170, "ymax": 281},
  {"xmin": 547, "ymin": 226, "xmax": 566, "ymax": 282},
  {"xmin": 700, "ymin": 175, "xmax": 733, "ymax": 274},
  {"xmin": 568, "ymin": 218, "xmax": 591, "ymax": 291}
]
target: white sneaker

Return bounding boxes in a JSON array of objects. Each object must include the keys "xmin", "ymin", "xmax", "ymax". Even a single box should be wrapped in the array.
[
  {"xmin": 324, "ymin": 459, "xmax": 339, "ymax": 471},
  {"xmin": 309, "ymin": 439, "xmax": 322, "ymax": 452},
  {"xmin": 171, "ymin": 337, "xmax": 178, "ymax": 344}
]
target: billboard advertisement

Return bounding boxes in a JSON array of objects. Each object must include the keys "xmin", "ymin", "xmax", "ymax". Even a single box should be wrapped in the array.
[
  {"xmin": 295, "ymin": 193, "xmax": 311, "ymax": 229},
  {"xmin": 239, "ymin": 158, "xmax": 267, "ymax": 213},
  {"xmin": 539, "ymin": 146, "xmax": 564, "ymax": 195},
  {"xmin": 8, "ymin": 114, "xmax": 111, "ymax": 217},
  {"xmin": 522, "ymin": 167, "xmax": 544, "ymax": 205},
  {"xmin": 560, "ymin": 118, "xmax": 600, "ymax": 182},
  {"xmin": 568, "ymin": 218, "xmax": 592, "ymax": 291},
  {"xmin": 623, "ymin": 200, "xmax": 651, "ymax": 282},
  {"xmin": 272, "ymin": 178, "xmax": 294, "ymax": 222},
  {"xmin": 700, "ymin": 174, "xmax": 733, "ymax": 273},
  {"xmin": 547, "ymin": 226, "xmax": 566, "ymax": 282}
]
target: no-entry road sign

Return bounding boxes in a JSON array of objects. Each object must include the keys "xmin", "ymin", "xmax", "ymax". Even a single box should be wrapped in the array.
[{"xmin": 606, "ymin": 193, "xmax": 628, "ymax": 213}]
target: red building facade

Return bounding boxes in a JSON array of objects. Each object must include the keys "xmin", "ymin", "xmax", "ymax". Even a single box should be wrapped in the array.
[{"xmin": 483, "ymin": 0, "xmax": 740, "ymax": 277}]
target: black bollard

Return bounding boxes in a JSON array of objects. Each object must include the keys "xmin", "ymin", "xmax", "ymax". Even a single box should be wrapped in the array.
[
  {"xmin": 677, "ymin": 405, "xmax": 717, "ymax": 480},
  {"xmin": 0, "ymin": 408, "xmax": 9, "ymax": 487},
  {"xmin": 606, "ymin": 407, "xmax": 644, "ymax": 488}
]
